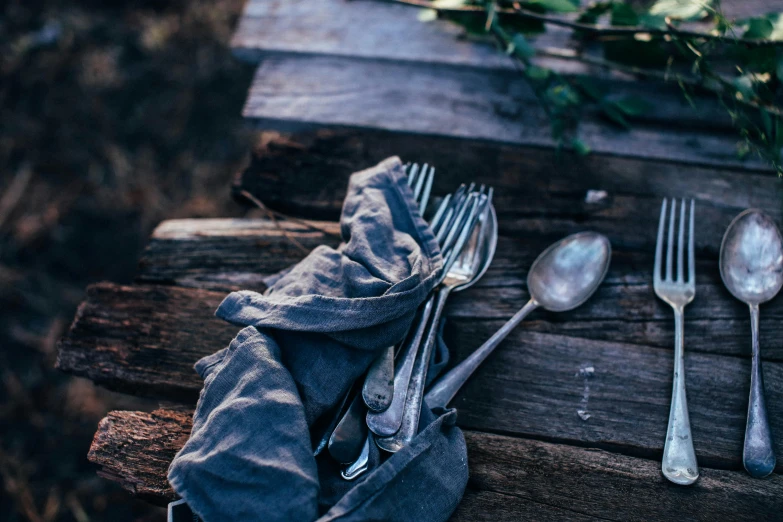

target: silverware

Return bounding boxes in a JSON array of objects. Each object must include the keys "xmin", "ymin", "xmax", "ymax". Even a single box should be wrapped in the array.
[
  {"xmin": 328, "ymin": 391, "xmax": 369, "ymax": 464},
  {"xmin": 363, "ymin": 163, "xmax": 435, "ymax": 413},
  {"xmin": 328, "ymin": 163, "xmax": 435, "ymax": 463},
  {"xmin": 425, "ymin": 231, "xmax": 611, "ymax": 409},
  {"xmin": 341, "ymin": 436, "xmax": 370, "ymax": 481},
  {"xmin": 720, "ymin": 209, "xmax": 782, "ymax": 478},
  {"xmin": 366, "ymin": 187, "xmax": 481, "ymax": 437},
  {"xmin": 376, "ymin": 195, "xmax": 496, "ymax": 453},
  {"xmin": 654, "ymin": 198, "xmax": 698, "ymax": 486},
  {"xmin": 334, "ymin": 178, "xmax": 480, "ymax": 470}
]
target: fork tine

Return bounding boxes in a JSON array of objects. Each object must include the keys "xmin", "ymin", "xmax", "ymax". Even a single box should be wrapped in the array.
[
  {"xmin": 413, "ymin": 164, "xmax": 427, "ymax": 200},
  {"xmin": 419, "ymin": 166, "xmax": 434, "ymax": 215},
  {"xmin": 654, "ymin": 199, "xmax": 667, "ymax": 284},
  {"xmin": 407, "ymin": 163, "xmax": 419, "ymax": 187},
  {"xmin": 472, "ymin": 189, "xmax": 493, "ymax": 267},
  {"xmin": 677, "ymin": 199, "xmax": 685, "ymax": 282},
  {"xmin": 443, "ymin": 194, "xmax": 482, "ymax": 274},
  {"xmin": 431, "ymin": 194, "xmax": 451, "ymax": 235},
  {"xmin": 441, "ymin": 192, "xmax": 475, "ymax": 257},
  {"xmin": 666, "ymin": 198, "xmax": 675, "ymax": 282},
  {"xmin": 688, "ymin": 199, "xmax": 695, "ymax": 284}
]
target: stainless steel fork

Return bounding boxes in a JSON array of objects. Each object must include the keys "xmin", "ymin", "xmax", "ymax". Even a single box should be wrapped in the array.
[{"xmin": 653, "ymin": 198, "xmax": 698, "ymax": 486}]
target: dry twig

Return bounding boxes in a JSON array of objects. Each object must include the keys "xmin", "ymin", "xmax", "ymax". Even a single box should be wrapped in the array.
[{"xmin": 237, "ymin": 189, "xmax": 341, "ymax": 254}]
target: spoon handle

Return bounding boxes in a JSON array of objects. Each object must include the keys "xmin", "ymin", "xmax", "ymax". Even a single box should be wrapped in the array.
[
  {"xmin": 377, "ymin": 287, "xmax": 451, "ymax": 453},
  {"xmin": 363, "ymin": 346, "xmax": 395, "ymax": 412},
  {"xmin": 424, "ymin": 298, "xmax": 538, "ymax": 409},
  {"xmin": 744, "ymin": 304, "xmax": 776, "ymax": 478},
  {"xmin": 367, "ymin": 296, "xmax": 434, "ymax": 437},
  {"xmin": 662, "ymin": 308, "xmax": 699, "ymax": 485}
]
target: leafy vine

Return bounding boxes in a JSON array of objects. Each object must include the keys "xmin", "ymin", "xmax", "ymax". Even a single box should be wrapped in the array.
[{"xmin": 383, "ymin": 0, "xmax": 783, "ymax": 172}]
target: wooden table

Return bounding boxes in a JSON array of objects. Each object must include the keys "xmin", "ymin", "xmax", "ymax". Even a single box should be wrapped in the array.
[{"xmin": 56, "ymin": 0, "xmax": 783, "ymax": 519}]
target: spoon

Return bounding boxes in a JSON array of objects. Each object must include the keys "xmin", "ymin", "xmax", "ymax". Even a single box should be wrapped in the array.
[
  {"xmin": 719, "ymin": 209, "xmax": 782, "ymax": 478},
  {"xmin": 425, "ymin": 232, "xmax": 612, "ymax": 409}
]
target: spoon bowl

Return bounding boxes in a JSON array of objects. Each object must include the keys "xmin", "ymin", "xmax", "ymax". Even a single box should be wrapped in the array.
[
  {"xmin": 425, "ymin": 231, "xmax": 611, "ymax": 409},
  {"xmin": 720, "ymin": 209, "xmax": 783, "ymax": 306},
  {"xmin": 528, "ymin": 232, "xmax": 612, "ymax": 311}
]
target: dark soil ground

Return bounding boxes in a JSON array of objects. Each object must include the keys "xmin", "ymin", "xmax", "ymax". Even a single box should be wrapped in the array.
[{"xmin": 1, "ymin": 1, "xmax": 258, "ymax": 519}]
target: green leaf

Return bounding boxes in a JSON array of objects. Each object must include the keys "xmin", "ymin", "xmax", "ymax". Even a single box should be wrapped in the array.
[
  {"xmin": 576, "ymin": 1, "xmax": 612, "ymax": 24},
  {"xmin": 572, "ymin": 138, "xmax": 591, "ymax": 155},
  {"xmin": 575, "ymin": 77, "xmax": 606, "ymax": 101},
  {"xmin": 610, "ymin": 3, "xmax": 638, "ymax": 26},
  {"xmin": 525, "ymin": 0, "xmax": 580, "ymax": 13},
  {"xmin": 768, "ymin": 13, "xmax": 783, "ymax": 40},
  {"xmin": 418, "ymin": 9, "xmax": 438, "ymax": 22},
  {"xmin": 743, "ymin": 17, "xmax": 774, "ymax": 40},
  {"xmin": 649, "ymin": 0, "xmax": 710, "ymax": 21},
  {"xmin": 431, "ymin": 0, "xmax": 469, "ymax": 7},
  {"xmin": 546, "ymin": 84, "xmax": 581, "ymax": 108},
  {"xmin": 524, "ymin": 65, "xmax": 551, "ymax": 81},
  {"xmin": 736, "ymin": 141, "xmax": 751, "ymax": 160},
  {"xmin": 639, "ymin": 13, "xmax": 668, "ymax": 30},
  {"xmin": 612, "ymin": 95, "xmax": 654, "ymax": 116},
  {"xmin": 509, "ymin": 33, "xmax": 536, "ymax": 61},
  {"xmin": 733, "ymin": 74, "xmax": 756, "ymax": 101},
  {"xmin": 600, "ymin": 100, "xmax": 631, "ymax": 129}
]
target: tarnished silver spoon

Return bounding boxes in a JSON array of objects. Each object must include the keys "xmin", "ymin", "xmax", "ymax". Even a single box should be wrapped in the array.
[
  {"xmin": 425, "ymin": 232, "xmax": 611, "ymax": 409},
  {"xmin": 720, "ymin": 209, "xmax": 782, "ymax": 478}
]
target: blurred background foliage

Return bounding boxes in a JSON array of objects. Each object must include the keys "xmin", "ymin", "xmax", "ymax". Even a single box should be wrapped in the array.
[{"xmin": 0, "ymin": 0, "xmax": 257, "ymax": 520}]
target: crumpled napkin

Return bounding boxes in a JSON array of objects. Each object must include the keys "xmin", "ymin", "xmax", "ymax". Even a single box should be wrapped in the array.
[{"xmin": 168, "ymin": 157, "xmax": 469, "ymax": 521}]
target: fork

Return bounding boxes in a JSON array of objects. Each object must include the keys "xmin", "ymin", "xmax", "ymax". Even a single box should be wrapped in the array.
[{"xmin": 654, "ymin": 198, "xmax": 699, "ymax": 486}]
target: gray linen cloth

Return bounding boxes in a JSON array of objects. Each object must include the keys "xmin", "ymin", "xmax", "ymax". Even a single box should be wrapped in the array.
[{"xmin": 168, "ymin": 157, "xmax": 469, "ymax": 521}]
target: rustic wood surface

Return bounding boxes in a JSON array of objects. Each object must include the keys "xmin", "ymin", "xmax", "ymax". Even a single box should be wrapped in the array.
[
  {"xmin": 135, "ymin": 218, "xmax": 783, "ymax": 361},
  {"xmin": 58, "ymin": 218, "xmax": 783, "ymax": 474},
  {"xmin": 58, "ymin": 0, "xmax": 783, "ymax": 516},
  {"xmin": 89, "ymin": 408, "xmax": 783, "ymax": 520},
  {"xmin": 236, "ymin": 131, "xmax": 781, "ymax": 253},
  {"xmin": 242, "ymin": 55, "xmax": 765, "ymax": 170},
  {"xmin": 231, "ymin": 0, "xmax": 782, "ymax": 97}
]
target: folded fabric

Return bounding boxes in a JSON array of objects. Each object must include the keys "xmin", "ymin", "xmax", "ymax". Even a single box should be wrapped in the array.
[{"xmin": 168, "ymin": 157, "xmax": 469, "ymax": 521}]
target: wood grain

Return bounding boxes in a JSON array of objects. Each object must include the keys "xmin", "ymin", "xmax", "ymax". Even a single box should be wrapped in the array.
[
  {"xmin": 58, "ymin": 280, "xmax": 783, "ymax": 469},
  {"xmin": 231, "ymin": 0, "xmax": 780, "ymax": 93},
  {"xmin": 56, "ymin": 283, "xmax": 237, "ymax": 402},
  {"xmin": 136, "ymin": 218, "xmax": 783, "ymax": 360},
  {"xmin": 242, "ymin": 55, "xmax": 766, "ymax": 170},
  {"xmin": 236, "ymin": 130, "xmax": 781, "ymax": 255},
  {"xmin": 88, "ymin": 409, "xmax": 783, "ymax": 520},
  {"xmin": 138, "ymin": 218, "xmax": 340, "ymax": 291}
]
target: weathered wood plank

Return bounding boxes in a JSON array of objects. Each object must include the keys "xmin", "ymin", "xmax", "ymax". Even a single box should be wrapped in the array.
[
  {"xmin": 236, "ymin": 131, "xmax": 781, "ymax": 254},
  {"xmin": 231, "ymin": 0, "xmax": 513, "ymax": 69},
  {"xmin": 89, "ymin": 408, "xmax": 783, "ymax": 520},
  {"xmin": 242, "ymin": 55, "xmax": 765, "ymax": 170},
  {"xmin": 231, "ymin": 0, "xmax": 781, "ymax": 82},
  {"xmin": 56, "ymin": 283, "xmax": 237, "ymax": 402},
  {"xmin": 138, "ymin": 218, "xmax": 341, "ymax": 292},
  {"xmin": 58, "ymin": 282, "xmax": 783, "ymax": 469},
  {"xmin": 136, "ymin": 219, "xmax": 783, "ymax": 360}
]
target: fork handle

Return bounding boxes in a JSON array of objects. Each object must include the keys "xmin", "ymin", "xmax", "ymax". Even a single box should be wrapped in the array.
[
  {"xmin": 662, "ymin": 308, "xmax": 699, "ymax": 485},
  {"xmin": 744, "ymin": 304, "xmax": 776, "ymax": 478}
]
